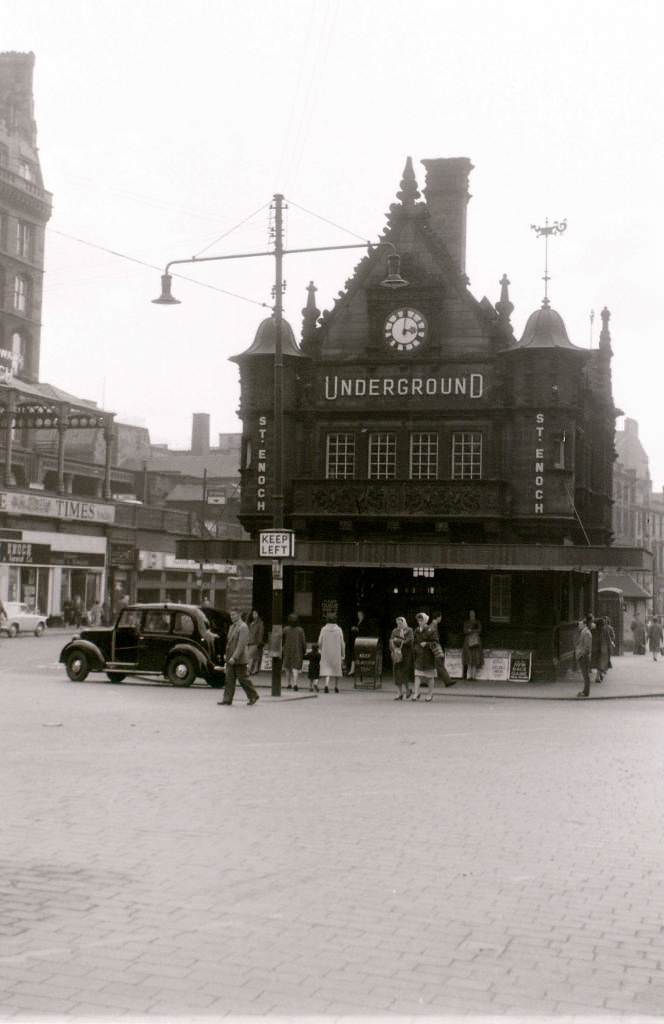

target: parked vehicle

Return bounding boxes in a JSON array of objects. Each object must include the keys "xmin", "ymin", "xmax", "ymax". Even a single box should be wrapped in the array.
[
  {"xmin": 1, "ymin": 602, "xmax": 48, "ymax": 637},
  {"xmin": 59, "ymin": 603, "xmax": 225, "ymax": 687}
]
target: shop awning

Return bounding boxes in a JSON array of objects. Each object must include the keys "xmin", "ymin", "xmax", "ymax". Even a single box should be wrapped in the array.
[{"xmin": 176, "ymin": 538, "xmax": 652, "ymax": 573}]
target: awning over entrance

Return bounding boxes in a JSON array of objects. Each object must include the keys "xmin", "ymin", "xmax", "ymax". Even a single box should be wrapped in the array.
[{"xmin": 176, "ymin": 538, "xmax": 652, "ymax": 573}]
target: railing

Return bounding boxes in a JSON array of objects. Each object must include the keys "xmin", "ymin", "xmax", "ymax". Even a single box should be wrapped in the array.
[
  {"xmin": 288, "ymin": 478, "xmax": 509, "ymax": 518},
  {"xmin": 0, "ymin": 164, "xmax": 53, "ymax": 207}
]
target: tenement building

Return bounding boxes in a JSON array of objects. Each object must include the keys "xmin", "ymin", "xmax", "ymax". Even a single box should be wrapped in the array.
[
  {"xmin": 181, "ymin": 157, "xmax": 650, "ymax": 675},
  {"xmin": 610, "ymin": 417, "xmax": 664, "ymax": 614},
  {"xmin": 0, "ymin": 52, "xmax": 230, "ymax": 619}
]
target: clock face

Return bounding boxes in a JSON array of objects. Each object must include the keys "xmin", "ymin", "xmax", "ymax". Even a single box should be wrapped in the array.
[{"xmin": 384, "ymin": 308, "xmax": 427, "ymax": 352}]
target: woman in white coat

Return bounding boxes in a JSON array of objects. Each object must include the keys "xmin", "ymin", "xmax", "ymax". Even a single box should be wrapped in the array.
[{"xmin": 318, "ymin": 614, "xmax": 346, "ymax": 693}]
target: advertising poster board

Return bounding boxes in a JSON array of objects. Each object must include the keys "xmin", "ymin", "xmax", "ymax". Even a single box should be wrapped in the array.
[
  {"xmin": 509, "ymin": 650, "xmax": 533, "ymax": 682},
  {"xmin": 476, "ymin": 649, "xmax": 511, "ymax": 681},
  {"xmin": 444, "ymin": 649, "xmax": 464, "ymax": 679}
]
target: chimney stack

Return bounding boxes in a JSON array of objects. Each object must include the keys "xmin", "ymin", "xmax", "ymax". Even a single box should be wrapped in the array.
[
  {"xmin": 191, "ymin": 413, "xmax": 210, "ymax": 455},
  {"xmin": 422, "ymin": 157, "xmax": 473, "ymax": 275}
]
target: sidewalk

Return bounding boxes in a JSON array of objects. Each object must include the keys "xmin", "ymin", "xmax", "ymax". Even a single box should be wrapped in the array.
[{"xmin": 253, "ymin": 652, "xmax": 664, "ymax": 700}]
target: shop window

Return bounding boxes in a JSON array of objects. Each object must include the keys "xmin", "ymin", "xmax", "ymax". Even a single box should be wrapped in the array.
[
  {"xmin": 413, "ymin": 567, "xmax": 434, "ymax": 578},
  {"xmin": 326, "ymin": 433, "xmax": 355, "ymax": 479},
  {"xmin": 451, "ymin": 432, "xmax": 482, "ymax": 480},
  {"xmin": 410, "ymin": 433, "xmax": 438, "ymax": 480},
  {"xmin": 490, "ymin": 575, "xmax": 512, "ymax": 622},
  {"xmin": 294, "ymin": 570, "xmax": 313, "ymax": 617},
  {"xmin": 13, "ymin": 273, "xmax": 30, "ymax": 314},
  {"xmin": 0, "ymin": 209, "xmax": 7, "ymax": 250},
  {"xmin": 16, "ymin": 220, "xmax": 33, "ymax": 260},
  {"xmin": 368, "ymin": 432, "xmax": 396, "ymax": 480}
]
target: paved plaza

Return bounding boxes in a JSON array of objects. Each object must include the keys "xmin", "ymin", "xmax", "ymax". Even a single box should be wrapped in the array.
[{"xmin": 2, "ymin": 634, "xmax": 664, "ymax": 1022}]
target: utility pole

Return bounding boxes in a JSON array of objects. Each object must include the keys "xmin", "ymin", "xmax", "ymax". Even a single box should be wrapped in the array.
[
  {"xmin": 199, "ymin": 466, "xmax": 208, "ymax": 602},
  {"xmin": 271, "ymin": 194, "xmax": 285, "ymax": 697}
]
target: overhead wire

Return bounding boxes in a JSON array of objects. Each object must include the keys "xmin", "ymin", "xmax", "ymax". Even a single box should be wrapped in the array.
[
  {"xmin": 192, "ymin": 201, "xmax": 271, "ymax": 258},
  {"xmin": 275, "ymin": 1, "xmax": 318, "ymax": 188},
  {"xmin": 285, "ymin": 197, "xmax": 372, "ymax": 243},
  {"xmin": 47, "ymin": 228, "xmax": 271, "ymax": 308},
  {"xmin": 286, "ymin": 0, "xmax": 340, "ymax": 194}
]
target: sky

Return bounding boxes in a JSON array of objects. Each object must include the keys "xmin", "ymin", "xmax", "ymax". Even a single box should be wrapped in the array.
[{"xmin": 5, "ymin": 0, "xmax": 664, "ymax": 483}]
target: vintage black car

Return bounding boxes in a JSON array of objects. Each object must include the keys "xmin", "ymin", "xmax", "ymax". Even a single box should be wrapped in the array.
[{"xmin": 59, "ymin": 603, "xmax": 226, "ymax": 688}]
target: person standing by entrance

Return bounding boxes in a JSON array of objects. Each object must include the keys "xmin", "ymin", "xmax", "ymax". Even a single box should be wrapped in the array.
[
  {"xmin": 246, "ymin": 610, "xmax": 265, "ymax": 676},
  {"xmin": 431, "ymin": 612, "xmax": 456, "ymax": 691},
  {"xmin": 411, "ymin": 612, "xmax": 439, "ymax": 701},
  {"xmin": 283, "ymin": 613, "xmax": 307, "ymax": 691},
  {"xmin": 575, "ymin": 615, "xmax": 593, "ymax": 698},
  {"xmin": 630, "ymin": 614, "xmax": 646, "ymax": 655},
  {"xmin": 462, "ymin": 610, "xmax": 483, "ymax": 681},
  {"xmin": 318, "ymin": 614, "xmax": 345, "ymax": 693},
  {"xmin": 389, "ymin": 616, "xmax": 414, "ymax": 700},
  {"xmin": 218, "ymin": 608, "xmax": 260, "ymax": 706},
  {"xmin": 648, "ymin": 615, "xmax": 663, "ymax": 662}
]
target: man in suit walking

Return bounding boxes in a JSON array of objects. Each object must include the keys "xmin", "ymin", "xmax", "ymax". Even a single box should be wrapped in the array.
[{"xmin": 218, "ymin": 608, "xmax": 260, "ymax": 706}]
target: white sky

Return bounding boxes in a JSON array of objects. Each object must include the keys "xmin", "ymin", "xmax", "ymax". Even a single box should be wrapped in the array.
[{"xmin": 5, "ymin": 0, "xmax": 664, "ymax": 483}]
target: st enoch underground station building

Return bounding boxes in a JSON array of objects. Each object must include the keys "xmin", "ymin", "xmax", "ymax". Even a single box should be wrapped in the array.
[{"xmin": 180, "ymin": 157, "xmax": 650, "ymax": 678}]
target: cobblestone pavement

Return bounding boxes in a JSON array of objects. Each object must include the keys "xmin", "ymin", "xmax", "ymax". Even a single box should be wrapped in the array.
[{"xmin": 2, "ymin": 636, "xmax": 664, "ymax": 1022}]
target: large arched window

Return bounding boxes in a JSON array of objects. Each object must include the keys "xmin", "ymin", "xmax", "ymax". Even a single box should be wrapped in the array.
[
  {"xmin": 11, "ymin": 330, "xmax": 27, "ymax": 375},
  {"xmin": 13, "ymin": 273, "xmax": 30, "ymax": 315}
]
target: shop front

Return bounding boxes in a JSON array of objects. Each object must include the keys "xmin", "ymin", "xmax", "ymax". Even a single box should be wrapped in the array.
[
  {"xmin": 0, "ymin": 530, "xmax": 106, "ymax": 616},
  {"xmin": 137, "ymin": 549, "xmax": 249, "ymax": 610}
]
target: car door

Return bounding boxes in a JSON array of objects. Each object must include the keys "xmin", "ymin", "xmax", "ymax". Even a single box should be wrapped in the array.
[
  {"xmin": 112, "ymin": 609, "xmax": 141, "ymax": 664},
  {"xmin": 138, "ymin": 609, "xmax": 174, "ymax": 672}
]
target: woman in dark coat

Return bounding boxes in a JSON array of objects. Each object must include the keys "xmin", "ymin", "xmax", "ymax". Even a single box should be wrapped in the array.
[
  {"xmin": 411, "ymin": 612, "xmax": 439, "ymax": 701},
  {"xmin": 282, "ymin": 613, "xmax": 307, "ymax": 691},
  {"xmin": 462, "ymin": 609, "xmax": 484, "ymax": 680},
  {"xmin": 389, "ymin": 616, "xmax": 414, "ymax": 700}
]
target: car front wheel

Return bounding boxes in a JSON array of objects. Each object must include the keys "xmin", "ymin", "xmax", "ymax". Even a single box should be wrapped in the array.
[
  {"xmin": 167, "ymin": 654, "xmax": 196, "ymax": 687},
  {"xmin": 34, "ymin": 623, "xmax": 45, "ymax": 637},
  {"xmin": 66, "ymin": 650, "xmax": 89, "ymax": 682},
  {"xmin": 7, "ymin": 623, "xmax": 18, "ymax": 638}
]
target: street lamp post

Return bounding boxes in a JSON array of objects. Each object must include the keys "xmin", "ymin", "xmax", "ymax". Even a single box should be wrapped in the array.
[{"xmin": 153, "ymin": 193, "xmax": 408, "ymax": 696}]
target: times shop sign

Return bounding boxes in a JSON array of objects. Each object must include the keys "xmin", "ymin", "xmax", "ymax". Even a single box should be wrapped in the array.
[
  {"xmin": 0, "ymin": 490, "xmax": 116, "ymax": 524},
  {"xmin": 323, "ymin": 370, "xmax": 485, "ymax": 402}
]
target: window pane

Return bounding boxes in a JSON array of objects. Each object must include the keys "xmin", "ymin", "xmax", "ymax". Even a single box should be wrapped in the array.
[
  {"xmin": 410, "ymin": 432, "xmax": 438, "ymax": 479},
  {"xmin": 490, "ymin": 575, "xmax": 511, "ymax": 622},
  {"xmin": 451, "ymin": 431, "xmax": 482, "ymax": 480},
  {"xmin": 13, "ymin": 275, "xmax": 28, "ymax": 314},
  {"xmin": 368, "ymin": 433, "xmax": 396, "ymax": 480},
  {"xmin": 326, "ymin": 433, "xmax": 355, "ymax": 479},
  {"xmin": 16, "ymin": 221, "xmax": 33, "ymax": 259}
]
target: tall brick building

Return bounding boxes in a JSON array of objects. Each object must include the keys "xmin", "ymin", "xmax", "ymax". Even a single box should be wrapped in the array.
[
  {"xmin": 0, "ymin": 51, "xmax": 51, "ymax": 383},
  {"xmin": 182, "ymin": 157, "xmax": 649, "ymax": 675}
]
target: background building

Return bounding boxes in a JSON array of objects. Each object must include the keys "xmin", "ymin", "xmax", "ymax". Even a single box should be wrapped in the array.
[{"xmin": 608, "ymin": 416, "xmax": 664, "ymax": 617}]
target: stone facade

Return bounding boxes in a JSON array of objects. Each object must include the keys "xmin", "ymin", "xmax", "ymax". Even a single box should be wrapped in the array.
[
  {"xmin": 0, "ymin": 51, "xmax": 51, "ymax": 384},
  {"xmin": 612, "ymin": 417, "xmax": 664, "ymax": 612}
]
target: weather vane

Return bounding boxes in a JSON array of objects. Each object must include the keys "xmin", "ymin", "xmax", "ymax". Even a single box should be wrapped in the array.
[{"xmin": 530, "ymin": 218, "xmax": 567, "ymax": 307}]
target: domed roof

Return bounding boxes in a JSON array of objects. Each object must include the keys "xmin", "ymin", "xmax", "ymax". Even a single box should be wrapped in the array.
[
  {"xmin": 230, "ymin": 315, "xmax": 304, "ymax": 362},
  {"xmin": 516, "ymin": 302, "xmax": 579, "ymax": 350}
]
